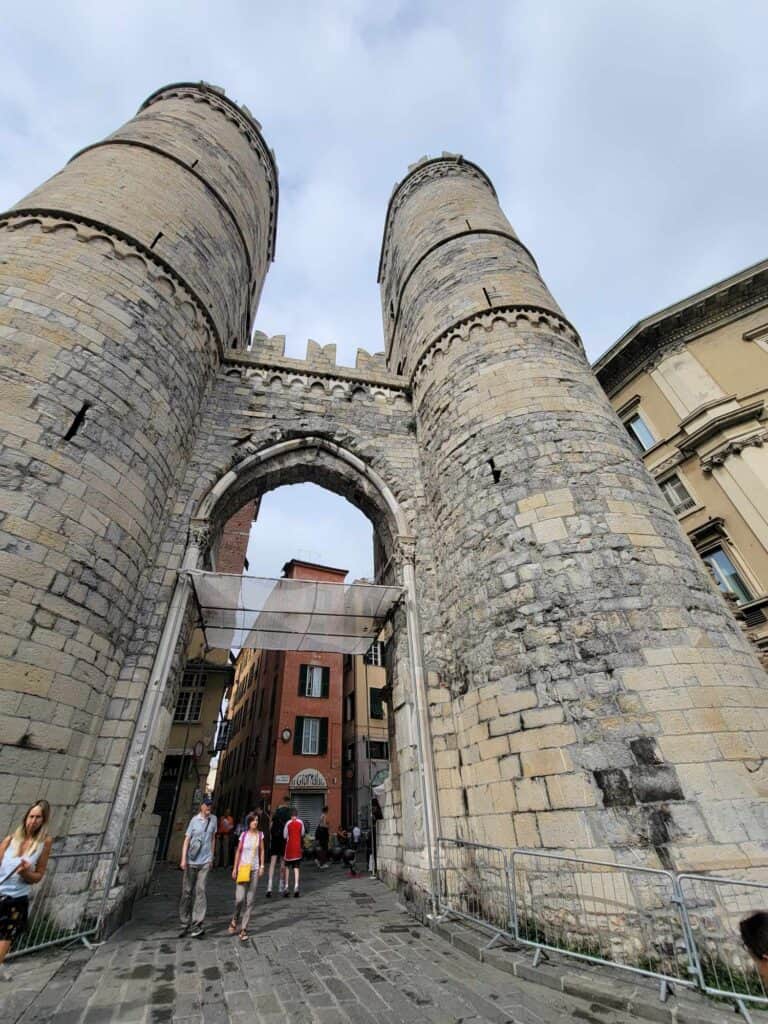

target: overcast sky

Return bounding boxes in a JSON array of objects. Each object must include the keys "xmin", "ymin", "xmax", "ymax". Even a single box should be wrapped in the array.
[{"xmin": 3, "ymin": 2, "xmax": 767, "ymax": 582}]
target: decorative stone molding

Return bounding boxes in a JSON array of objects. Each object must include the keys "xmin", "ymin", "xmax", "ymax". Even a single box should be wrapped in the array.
[
  {"xmin": 411, "ymin": 304, "xmax": 582, "ymax": 393},
  {"xmin": 393, "ymin": 535, "xmax": 418, "ymax": 571},
  {"xmin": 139, "ymin": 82, "xmax": 279, "ymax": 261},
  {"xmin": 224, "ymin": 351, "xmax": 409, "ymax": 402},
  {"xmin": 595, "ymin": 267, "xmax": 768, "ymax": 396},
  {"xmin": 701, "ymin": 429, "xmax": 768, "ymax": 473},
  {"xmin": 188, "ymin": 520, "xmax": 213, "ymax": 552},
  {"xmin": 0, "ymin": 209, "xmax": 221, "ymax": 356}
]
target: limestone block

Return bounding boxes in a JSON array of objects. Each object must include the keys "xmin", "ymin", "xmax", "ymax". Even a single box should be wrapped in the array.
[
  {"xmin": 521, "ymin": 748, "xmax": 573, "ymax": 777},
  {"xmin": 514, "ymin": 777, "xmax": 549, "ymax": 812},
  {"xmin": 537, "ymin": 810, "xmax": 591, "ymax": 849}
]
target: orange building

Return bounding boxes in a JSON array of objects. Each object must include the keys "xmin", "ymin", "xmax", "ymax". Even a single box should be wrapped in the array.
[{"xmin": 216, "ymin": 559, "xmax": 346, "ymax": 834}]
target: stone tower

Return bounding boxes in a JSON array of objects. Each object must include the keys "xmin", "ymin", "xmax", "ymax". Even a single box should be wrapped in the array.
[
  {"xmin": 0, "ymin": 84, "xmax": 276, "ymax": 845},
  {"xmin": 380, "ymin": 157, "xmax": 768, "ymax": 869}
]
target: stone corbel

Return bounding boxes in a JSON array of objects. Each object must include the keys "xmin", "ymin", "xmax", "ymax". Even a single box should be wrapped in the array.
[
  {"xmin": 188, "ymin": 519, "xmax": 213, "ymax": 553},
  {"xmin": 393, "ymin": 535, "xmax": 417, "ymax": 573},
  {"xmin": 701, "ymin": 429, "xmax": 768, "ymax": 473}
]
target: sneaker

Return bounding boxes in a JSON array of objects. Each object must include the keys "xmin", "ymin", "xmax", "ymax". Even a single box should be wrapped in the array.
[
  {"xmin": 265, "ymin": 889, "xmax": 272, "ymax": 898},
  {"xmin": 178, "ymin": 925, "xmax": 190, "ymax": 937},
  {"xmin": 282, "ymin": 889, "xmax": 290, "ymax": 898},
  {"xmin": 190, "ymin": 926, "xmax": 205, "ymax": 938},
  {"xmin": 293, "ymin": 890, "xmax": 300, "ymax": 898}
]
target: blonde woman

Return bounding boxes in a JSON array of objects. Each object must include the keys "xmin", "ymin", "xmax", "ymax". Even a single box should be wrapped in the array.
[
  {"xmin": 229, "ymin": 814, "xmax": 264, "ymax": 942},
  {"xmin": 0, "ymin": 800, "xmax": 53, "ymax": 968}
]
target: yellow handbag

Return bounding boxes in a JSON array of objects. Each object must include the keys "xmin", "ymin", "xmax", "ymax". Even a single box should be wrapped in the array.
[{"xmin": 236, "ymin": 863, "xmax": 251, "ymax": 884}]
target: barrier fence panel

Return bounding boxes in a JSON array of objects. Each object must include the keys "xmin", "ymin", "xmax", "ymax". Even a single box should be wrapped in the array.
[
  {"xmin": 436, "ymin": 838, "xmax": 514, "ymax": 945},
  {"xmin": 677, "ymin": 872, "xmax": 768, "ymax": 1014},
  {"xmin": 510, "ymin": 850, "xmax": 696, "ymax": 997},
  {"xmin": 8, "ymin": 849, "xmax": 115, "ymax": 959}
]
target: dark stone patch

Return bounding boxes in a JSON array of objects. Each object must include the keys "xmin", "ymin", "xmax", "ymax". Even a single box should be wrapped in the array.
[
  {"xmin": 128, "ymin": 963, "xmax": 154, "ymax": 979},
  {"xmin": 358, "ymin": 966, "xmax": 386, "ymax": 983},
  {"xmin": 202, "ymin": 966, "xmax": 221, "ymax": 980},
  {"xmin": 593, "ymin": 768, "xmax": 635, "ymax": 807},
  {"xmin": 151, "ymin": 984, "xmax": 175, "ymax": 1005},
  {"xmin": 629, "ymin": 736, "xmax": 662, "ymax": 766},
  {"xmin": 629, "ymin": 764, "xmax": 684, "ymax": 803}
]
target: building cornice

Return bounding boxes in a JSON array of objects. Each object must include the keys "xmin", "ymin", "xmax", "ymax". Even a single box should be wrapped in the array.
[{"xmin": 593, "ymin": 258, "xmax": 768, "ymax": 396}]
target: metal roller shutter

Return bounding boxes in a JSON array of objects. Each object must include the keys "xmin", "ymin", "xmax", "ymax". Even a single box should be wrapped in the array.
[{"xmin": 292, "ymin": 793, "xmax": 324, "ymax": 838}]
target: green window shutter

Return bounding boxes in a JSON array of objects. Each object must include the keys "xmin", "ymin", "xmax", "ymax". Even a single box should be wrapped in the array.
[
  {"xmin": 293, "ymin": 716, "xmax": 304, "ymax": 755},
  {"xmin": 321, "ymin": 667, "xmax": 330, "ymax": 698},
  {"xmin": 318, "ymin": 717, "xmax": 328, "ymax": 756},
  {"xmin": 298, "ymin": 665, "xmax": 308, "ymax": 697}
]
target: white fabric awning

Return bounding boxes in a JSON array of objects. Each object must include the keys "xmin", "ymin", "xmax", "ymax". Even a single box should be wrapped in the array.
[{"xmin": 187, "ymin": 571, "xmax": 402, "ymax": 654}]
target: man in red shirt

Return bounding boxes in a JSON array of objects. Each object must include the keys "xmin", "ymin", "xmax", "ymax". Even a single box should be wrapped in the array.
[{"xmin": 282, "ymin": 808, "xmax": 305, "ymax": 898}]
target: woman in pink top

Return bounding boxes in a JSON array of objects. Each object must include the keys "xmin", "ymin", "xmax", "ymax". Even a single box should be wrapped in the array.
[{"xmin": 282, "ymin": 808, "xmax": 305, "ymax": 898}]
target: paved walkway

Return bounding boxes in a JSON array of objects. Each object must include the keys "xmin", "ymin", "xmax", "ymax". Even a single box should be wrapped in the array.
[{"xmin": 0, "ymin": 863, "xmax": 667, "ymax": 1023}]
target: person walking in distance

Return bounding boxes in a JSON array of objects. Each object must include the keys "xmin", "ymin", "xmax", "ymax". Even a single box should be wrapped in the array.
[
  {"xmin": 315, "ymin": 806, "xmax": 330, "ymax": 869},
  {"xmin": 265, "ymin": 795, "xmax": 291, "ymax": 898},
  {"xmin": 228, "ymin": 814, "xmax": 264, "ymax": 942},
  {"xmin": 351, "ymin": 823, "xmax": 362, "ymax": 849},
  {"xmin": 179, "ymin": 797, "xmax": 216, "ymax": 938},
  {"xmin": 283, "ymin": 807, "xmax": 305, "ymax": 898},
  {"xmin": 216, "ymin": 808, "xmax": 235, "ymax": 868},
  {"xmin": 0, "ymin": 801, "xmax": 54, "ymax": 974}
]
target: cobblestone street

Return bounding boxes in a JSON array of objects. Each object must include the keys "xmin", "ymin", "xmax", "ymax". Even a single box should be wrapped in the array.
[{"xmin": 0, "ymin": 863, "xmax": 658, "ymax": 1024}]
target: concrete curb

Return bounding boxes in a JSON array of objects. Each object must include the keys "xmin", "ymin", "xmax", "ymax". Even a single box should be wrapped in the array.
[{"xmin": 427, "ymin": 917, "xmax": 735, "ymax": 1024}]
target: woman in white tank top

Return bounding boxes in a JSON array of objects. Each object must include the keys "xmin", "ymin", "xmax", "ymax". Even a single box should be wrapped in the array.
[
  {"xmin": 0, "ymin": 800, "xmax": 54, "ymax": 968},
  {"xmin": 229, "ymin": 814, "xmax": 264, "ymax": 941}
]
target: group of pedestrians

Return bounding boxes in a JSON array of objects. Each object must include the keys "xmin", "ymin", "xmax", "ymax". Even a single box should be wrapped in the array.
[{"xmin": 178, "ymin": 795, "xmax": 310, "ymax": 941}]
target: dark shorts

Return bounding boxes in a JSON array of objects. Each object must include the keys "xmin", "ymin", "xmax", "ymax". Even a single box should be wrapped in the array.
[
  {"xmin": 315, "ymin": 827, "xmax": 329, "ymax": 850},
  {"xmin": 283, "ymin": 857, "xmax": 301, "ymax": 865},
  {"xmin": 270, "ymin": 833, "xmax": 285, "ymax": 857},
  {"xmin": 0, "ymin": 894, "xmax": 29, "ymax": 942}
]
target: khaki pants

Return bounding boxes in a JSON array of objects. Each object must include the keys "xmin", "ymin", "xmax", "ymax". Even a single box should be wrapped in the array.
[
  {"xmin": 232, "ymin": 874, "xmax": 259, "ymax": 932},
  {"xmin": 180, "ymin": 862, "xmax": 211, "ymax": 927}
]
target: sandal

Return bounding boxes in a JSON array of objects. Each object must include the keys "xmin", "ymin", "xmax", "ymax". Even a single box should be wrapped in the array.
[
  {"xmin": 227, "ymin": 920, "xmax": 238, "ymax": 935},
  {"xmin": 239, "ymin": 931, "xmax": 248, "ymax": 942}
]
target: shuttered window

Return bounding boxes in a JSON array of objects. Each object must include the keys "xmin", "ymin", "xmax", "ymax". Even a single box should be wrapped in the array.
[
  {"xmin": 298, "ymin": 665, "xmax": 330, "ymax": 698},
  {"xmin": 294, "ymin": 716, "xmax": 328, "ymax": 756}
]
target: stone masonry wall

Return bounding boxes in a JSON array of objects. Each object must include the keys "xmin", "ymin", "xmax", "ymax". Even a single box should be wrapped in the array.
[
  {"xmin": 0, "ymin": 83, "xmax": 276, "ymax": 847},
  {"xmin": 380, "ymin": 157, "xmax": 768, "ymax": 874}
]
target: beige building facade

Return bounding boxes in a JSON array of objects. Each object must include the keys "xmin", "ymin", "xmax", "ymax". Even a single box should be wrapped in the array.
[
  {"xmin": 342, "ymin": 641, "xmax": 389, "ymax": 830},
  {"xmin": 594, "ymin": 260, "xmax": 768, "ymax": 665}
]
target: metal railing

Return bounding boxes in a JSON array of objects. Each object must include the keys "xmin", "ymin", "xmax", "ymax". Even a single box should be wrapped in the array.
[
  {"xmin": 510, "ymin": 850, "xmax": 696, "ymax": 1000},
  {"xmin": 436, "ymin": 838, "xmax": 768, "ymax": 1018},
  {"xmin": 8, "ymin": 849, "xmax": 115, "ymax": 959},
  {"xmin": 678, "ymin": 873, "xmax": 768, "ymax": 1020},
  {"xmin": 436, "ymin": 838, "xmax": 514, "ymax": 947}
]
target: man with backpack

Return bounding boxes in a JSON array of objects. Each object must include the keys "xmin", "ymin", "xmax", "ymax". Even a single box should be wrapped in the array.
[{"xmin": 179, "ymin": 797, "xmax": 217, "ymax": 938}]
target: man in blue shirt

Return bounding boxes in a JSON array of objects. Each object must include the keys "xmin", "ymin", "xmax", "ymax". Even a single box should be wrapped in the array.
[{"xmin": 179, "ymin": 797, "xmax": 217, "ymax": 938}]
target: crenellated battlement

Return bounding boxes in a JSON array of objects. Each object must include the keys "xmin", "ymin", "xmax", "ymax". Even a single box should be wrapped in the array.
[{"xmin": 227, "ymin": 331, "xmax": 402, "ymax": 389}]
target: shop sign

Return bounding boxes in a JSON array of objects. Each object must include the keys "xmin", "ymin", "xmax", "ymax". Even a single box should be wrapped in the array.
[
  {"xmin": 290, "ymin": 768, "xmax": 327, "ymax": 790},
  {"xmin": 275, "ymin": 774, "xmax": 290, "ymax": 784}
]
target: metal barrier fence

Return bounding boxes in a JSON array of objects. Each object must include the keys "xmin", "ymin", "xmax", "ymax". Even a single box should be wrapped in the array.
[
  {"xmin": 8, "ymin": 849, "xmax": 115, "ymax": 959},
  {"xmin": 435, "ymin": 838, "xmax": 514, "ymax": 946},
  {"xmin": 678, "ymin": 872, "xmax": 768, "ymax": 1019},
  {"xmin": 436, "ymin": 838, "xmax": 768, "ymax": 1017},
  {"xmin": 510, "ymin": 850, "xmax": 696, "ymax": 999}
]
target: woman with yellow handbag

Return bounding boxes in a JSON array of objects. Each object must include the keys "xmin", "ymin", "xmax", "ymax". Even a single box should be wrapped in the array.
[{"xmin": 229, "ymin": 814, "xmax": 264, "ymax": 941}]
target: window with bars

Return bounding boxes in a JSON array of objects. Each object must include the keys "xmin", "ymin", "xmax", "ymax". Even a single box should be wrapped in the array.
[
  {"xmin": 299, "ymin": 664, "xmax": 329, "ymax": 698},
  {"xmin": 659, "ymin": 474, "xmax": 696, "ymax": 515},
  {"xmin": 293, "ymin": 716, "xmax": 328, "ymax": 756},
  {"xmin": 363, "ymin": 641, "xmax": 384, "ymax": 667},
  {"xmin": 702, "ymin": 546, "xmax": 754, "ymax": 605},
  {"xmin": 624, "ymin": 412, "xmax": 655, "ymax": 452},
  {"xmin": 369, "ymin": 687, "xmax": 385, "ymax": 720}
]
